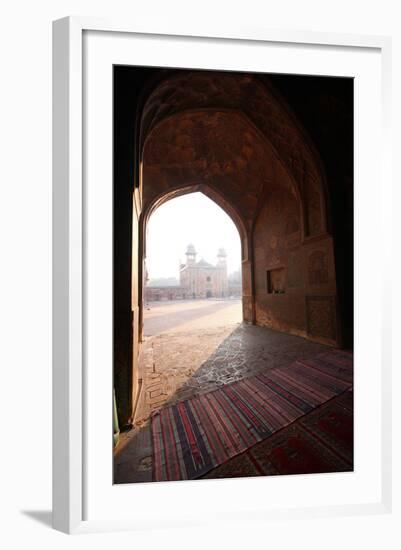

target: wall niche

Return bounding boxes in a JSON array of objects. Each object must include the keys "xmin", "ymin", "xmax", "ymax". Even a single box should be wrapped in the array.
[{"xmin": 266, "ymin": 267, "xmax": 285, "ymax": 294}]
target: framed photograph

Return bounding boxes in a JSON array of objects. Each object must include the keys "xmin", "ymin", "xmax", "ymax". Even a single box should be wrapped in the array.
[{"xmin": 52, "ymin": 17, "xmax": 392, "ymax": 534}]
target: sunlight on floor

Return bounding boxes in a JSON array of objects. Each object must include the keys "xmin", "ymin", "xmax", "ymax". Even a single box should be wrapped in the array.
[{"xmin": 135, "ymin": 312, "xmax": 239, "ymax": 426}]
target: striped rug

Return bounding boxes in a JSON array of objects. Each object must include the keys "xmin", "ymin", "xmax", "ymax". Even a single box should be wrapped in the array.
[
  {"xmin": 203, "ymin": 389, "xmax": 354, "ymax": 479},
  {"xmin": 151, "ymin": 350, "xmax": 353, "ymax": 482}
]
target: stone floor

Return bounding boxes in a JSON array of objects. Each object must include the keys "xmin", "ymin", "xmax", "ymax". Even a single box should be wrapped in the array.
[
  {"xmin": 114, "ymin": 301, "xmax": 328, "ymax": 484},
  {"xmin": 134, "ymin": 323, "xmax": 328, "ymax": 427}
]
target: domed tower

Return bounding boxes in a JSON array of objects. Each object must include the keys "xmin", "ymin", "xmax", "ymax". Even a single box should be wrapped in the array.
[
  {"xmin": 216, "ymin": 247, "xmax": 228, "ymax": 297},
  {"xmin": 217, "ymin": 247, "xmax": 227, "ymax": 266},
  {"xmin": 185, "ymin": 243, "xmax": 197, "ymax": 265}
]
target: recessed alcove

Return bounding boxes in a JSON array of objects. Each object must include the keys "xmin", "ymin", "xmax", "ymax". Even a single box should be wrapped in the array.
[{"xmin": 266, "ymin": 267, "xmax": 285, "ymax": 294}]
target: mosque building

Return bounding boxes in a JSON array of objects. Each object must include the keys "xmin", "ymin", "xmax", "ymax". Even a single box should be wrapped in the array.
[
  {"xmin": 145, "ymin": 244, "xmax": 229, "ymax": 301},
  {"xmin": 179, "ymin": 244, "xmax": 228, "ymax": 299}
]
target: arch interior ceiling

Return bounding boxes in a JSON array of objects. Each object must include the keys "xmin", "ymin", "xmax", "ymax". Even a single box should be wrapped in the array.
[{"xmin": 141, "ymin": 71, "xmax": 326, "ymax": 237}]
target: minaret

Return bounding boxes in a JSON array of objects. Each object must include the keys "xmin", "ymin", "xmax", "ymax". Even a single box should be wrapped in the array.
[
  {"xmin": 217, "ymin": 247, "xmax": 228, "ymax": 297},
  {"xmin": 217, "ymin": 247, "xmax": 227, "ymax": 267},
  {"xmin": 185, "ymin": 243, "xmax": 197, "ymax": 265}
]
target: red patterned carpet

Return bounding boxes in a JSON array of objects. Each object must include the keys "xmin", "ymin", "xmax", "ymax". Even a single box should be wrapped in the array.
[
  {"xmin": 151, "ymin": 350, "xmax": 353, "ymax": 481},
  {"xmin": 203, "ymin": 389, "xmax": 353, "ymax": 479}
]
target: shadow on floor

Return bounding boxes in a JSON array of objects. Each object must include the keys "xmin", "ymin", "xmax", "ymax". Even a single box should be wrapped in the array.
[{"xmin": 21, "ymin": 510, "xmax": 52, "ymax": 528}]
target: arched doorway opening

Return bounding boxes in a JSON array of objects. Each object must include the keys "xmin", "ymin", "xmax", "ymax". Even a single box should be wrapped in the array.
[
  {"xmin": 139, "ymin": 184, "xmax": 249, "ymax": 341},
  {"xmin": 142, "ymin": 190, "xmax": 243, "ymax": 335}
]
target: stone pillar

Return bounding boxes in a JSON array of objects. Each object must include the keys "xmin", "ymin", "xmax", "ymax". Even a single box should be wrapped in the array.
[{"xmin": 242, "ymin": 259, "xmax": 254, "ymax": 322}]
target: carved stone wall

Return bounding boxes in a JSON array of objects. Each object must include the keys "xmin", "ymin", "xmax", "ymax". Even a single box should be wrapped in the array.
[
  {"xmin": 253, "ymin": 179, "xmax": 307, "ymax": 336},
  {"xmin": 287, "ymin": 251, "xmax": 304, "ymax": 289},
  {"xmin": 303, "ymin": 237, "xmax": 338, "ymax": 344},
  {"xmin": 241, "ymin": 260, "xmax": 253, "ymax": 322},
  {"xmin": 306, "ymin": 295, "xmax": 337, "ymax": 342},
  {"xmin": 253, "ymin": 182, "xmax": 338, "ymax": 344},
  {"xmin": 303, "ymin": 175, "xmax": 324, "ymax": 236},
  {"xmin": 308, "ymin": 250, "xmax": 329, "ymax": 285}
]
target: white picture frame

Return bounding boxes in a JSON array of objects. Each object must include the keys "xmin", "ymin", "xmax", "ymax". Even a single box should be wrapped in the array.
[{"xmin": 52, "ymin": 16, "xmax": 392, "ymax": 534}]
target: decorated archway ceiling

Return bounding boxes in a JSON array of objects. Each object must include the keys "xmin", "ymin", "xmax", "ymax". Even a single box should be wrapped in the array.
[
  {"xmin": 141, "ymin": 71, "xmax": 326, "ymax": 235},
  {"xmin": 143, "ymin": 110, "xmax": 297, "ymax": 222}
]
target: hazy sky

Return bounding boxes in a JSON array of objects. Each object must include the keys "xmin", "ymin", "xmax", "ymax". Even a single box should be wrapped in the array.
[{"xmin": 146, "ymin": 192, "xmax": 242, "ymax": 280}]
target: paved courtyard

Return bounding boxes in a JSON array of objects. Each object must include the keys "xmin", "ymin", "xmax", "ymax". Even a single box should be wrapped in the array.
[
  {"xmin": 114, "ymin": 299, "xmax": 328, "ymax": 484},
  {"xmin": 143, "ymin": 298, "xmax": 242, "ymax": 336}
]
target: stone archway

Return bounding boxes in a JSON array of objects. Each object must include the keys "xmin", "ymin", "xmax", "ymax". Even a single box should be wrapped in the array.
[
  {"xmin": 138, "ymin": 71, "xmax": 338, "ymax": 335},
  {"xmin": 116, "ymin": 69, "xmax": 341, "ymax": 427},
  {"xmin": 138, "ymin": 182, "xmax": 249, "ymax": 342},
  {"xmin": 139, "ymin": 71, "xmax": 330, "ymax": 240}
]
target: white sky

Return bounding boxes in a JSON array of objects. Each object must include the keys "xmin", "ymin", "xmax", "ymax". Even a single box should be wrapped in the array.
[{"xmin": 146, "ymin": 192, "xmax": 242, "ymax": 280}]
